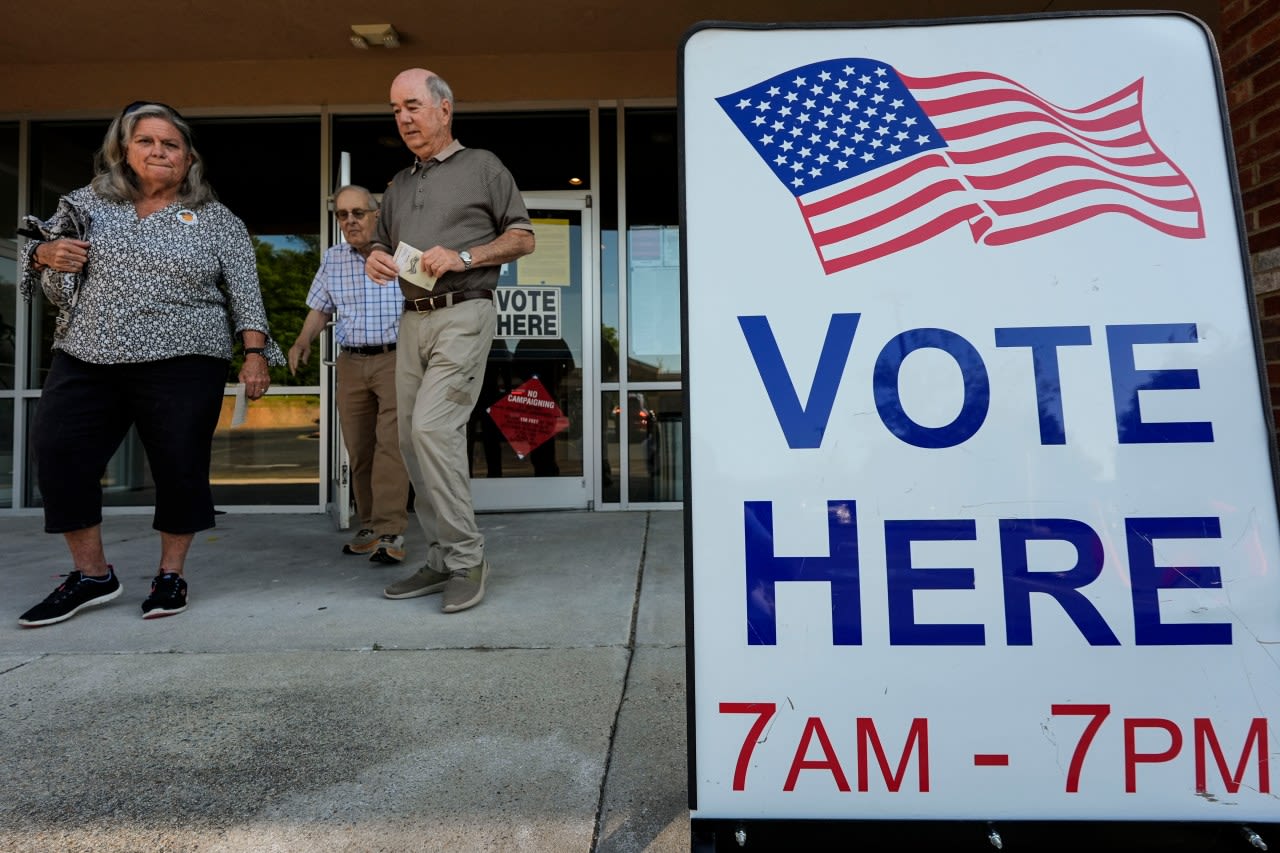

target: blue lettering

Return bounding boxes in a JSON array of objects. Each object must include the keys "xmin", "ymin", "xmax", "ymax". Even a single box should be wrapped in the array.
[
  {"xmin": 739, "ymin": 313, "xmax": 860, "ymax": 449},
  {"xmin": 744, "ymin": 500, "xmax": 862, "ymax": 645},
  {"xmin": 885, "ymin": 519, "xmax": 985, "ymax": 645},
  {"xmin": 994, "ymin": 326, "xmax": 1092, "ymax": 445},
  {"xmin": 999, "ymin": 518, "xmax": 1120, "ymax": 646},
  {"xmin": 873, "ymin": 329, "xmax": 989, "ymax": 449},
  {"xmin": 1127, "ymin": 517, "xmax": 1231, "ymax": 645},
  {"xmin": 1106, "ymin": 324, "xmax": 1213, "ymax": 444}
]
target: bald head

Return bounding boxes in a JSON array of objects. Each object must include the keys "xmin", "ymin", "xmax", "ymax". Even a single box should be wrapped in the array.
[{"xmin": 390, "ymin": 68, "xmax": 455, "ymax": 161}]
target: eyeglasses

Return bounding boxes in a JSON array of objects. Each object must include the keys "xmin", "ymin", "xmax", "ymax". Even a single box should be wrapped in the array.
[
  {"xmin": 121, "ymin": 101, "xmax": 184, "ymax": 120},
  {"xmin": 335, "ymin": 209, "xmax": 374, "ymax": 221}
]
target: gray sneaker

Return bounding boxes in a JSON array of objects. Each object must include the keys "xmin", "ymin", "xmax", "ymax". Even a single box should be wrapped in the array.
[
  {"xmin": 442, "ymin": 562, "xmax": 488, "ymax": 613},
  {"xmin": 343, "ymin": 528, "xmax": 379, "ymax": 555},
  {"xmin": 383, "ymin": 566, "xmax": 450, "ymax": 600}
]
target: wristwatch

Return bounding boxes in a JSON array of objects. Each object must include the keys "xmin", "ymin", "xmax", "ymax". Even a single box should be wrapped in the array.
[
  {"xmin": 459, "ymin": 250, "xmax": 473, "ymax": 270},
  {"xmin": 244, "ymin": 347, "xmax": 266, "ymax": 358}
]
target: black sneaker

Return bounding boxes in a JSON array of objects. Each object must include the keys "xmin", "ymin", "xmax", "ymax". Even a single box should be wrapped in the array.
[
  {"xmin": 18, "ymin": 568, "xmax": 122, "ymax": 628},
  {"xmin": 142, "ymin": 572, "xmax": 188, "ymax": 619}
]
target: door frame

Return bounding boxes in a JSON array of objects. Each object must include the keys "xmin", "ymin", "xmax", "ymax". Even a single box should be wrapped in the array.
[{"xmin": 472, "ymin": 192, "xmax": 596, "ymax": 511}]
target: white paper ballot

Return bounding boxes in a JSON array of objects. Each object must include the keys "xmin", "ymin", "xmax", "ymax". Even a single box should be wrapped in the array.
[
  {"xmin": 393, "ymin": 241, "xmax": 438, "ymax": 290},
  {"xmin": 231, "ymin": 383, "xmax": 247, "ymax": 427}
]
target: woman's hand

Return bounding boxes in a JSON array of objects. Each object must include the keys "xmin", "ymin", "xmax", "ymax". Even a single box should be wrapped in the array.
[
  {"xmin": 239, "ymin": 353, "xmax": 271, "ymax": 400},
  {"xmin": 35, "ymin": 238, "xmax": 91, "ymax": 273}
]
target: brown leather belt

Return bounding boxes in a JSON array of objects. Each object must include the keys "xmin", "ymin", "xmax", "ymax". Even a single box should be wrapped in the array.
[
  {"xmin": 342, "ymin": 343, "xmax": 396, "ymax": 355},
  {"xmin": 403, "ymin": 289, "xmax": 494, "ymax": 313}
]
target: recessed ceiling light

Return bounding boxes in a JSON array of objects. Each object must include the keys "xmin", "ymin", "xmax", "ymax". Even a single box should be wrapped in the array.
[{"xmin": 568, "ymin": 177, "xmax": 583, "ymax": 186}]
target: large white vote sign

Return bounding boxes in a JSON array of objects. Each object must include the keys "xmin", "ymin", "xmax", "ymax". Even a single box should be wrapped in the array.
[{"xmin": 682, "ymin": 14, "xmax": 1280, "ymax": 823}]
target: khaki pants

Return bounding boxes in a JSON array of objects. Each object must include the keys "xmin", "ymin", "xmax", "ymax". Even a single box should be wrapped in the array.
[
  {"xmin": 336, "ymin": 349, "xmax": 409, "ymax": 535},
  {"xmin": 396, "ymin": 299, "xmax": 496, "ymax": 573}
]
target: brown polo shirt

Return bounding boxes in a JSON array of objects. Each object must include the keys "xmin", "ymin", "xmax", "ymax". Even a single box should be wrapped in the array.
[{"xmin": 371, "ymin": 140, "xmax": 534, "ymax": 299}]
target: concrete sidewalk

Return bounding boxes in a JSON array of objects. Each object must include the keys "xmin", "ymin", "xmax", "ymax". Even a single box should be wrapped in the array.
[{"xmin": 0, "ymin": 509, "xmax": 689, "ymax": 852}]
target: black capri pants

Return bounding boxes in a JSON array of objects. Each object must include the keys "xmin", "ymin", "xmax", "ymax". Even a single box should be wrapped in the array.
[{"xmin": 33, "ymin": 352, "xmax": 229, "ymax": 534}]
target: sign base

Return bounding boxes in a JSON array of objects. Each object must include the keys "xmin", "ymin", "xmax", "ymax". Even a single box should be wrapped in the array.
[{"xmin": 691, "ymin": 819, "xmax": 1278, "ymax": 852}]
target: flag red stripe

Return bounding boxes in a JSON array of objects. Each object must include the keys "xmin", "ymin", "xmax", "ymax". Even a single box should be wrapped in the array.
[
  {"xmin": 802, "ymin": 153, "xmax": 952, "ymax": 217},
  {"xmin": 986, "ymin": 178, "xmax": 1203, "ymax": 217},
  {"xmin": 939, "ymin": 106, "xmax": 1143, "ymax": 144},
  {"xmin": 922, "ymin": 91, "xmax": 1141, "ymax": 136},
  {"xmin": 818, "ymin": 203, "xmax": 986, "ymax": 273},
  {"xmin": 809, "ymin": 177, "xmax": 973, "ymax": 247},
  {"xmin": 945, "ymin": 131, "xmax": 1170, "ymax": 169},
  {"xmin": 967, "ymin": 154, "xmax": 1193, "ymax": 191},
  {"xmin": 902, "ymin": 73, "xmax": 1141, "ymax": 116},
  {"xmin": 982, "ymin": 202, "xmax": 1206, "ymax": 245}
]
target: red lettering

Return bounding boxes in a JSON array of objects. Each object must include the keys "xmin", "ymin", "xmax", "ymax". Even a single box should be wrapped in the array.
[
  {"xmin": 785, "ymin": 716, "xmax": 851, "ymax": 792},
  {"xmin": 1052, "ymin": 703, "xmax": 1110, "ymax": 793},
  {"xmin": 856, "ymin": 717, "xmax": 929, "ymax": 792},
  {"xmin": 1124, "ymin": 717, "xmax": 1182, "ymax": 793},
  {"xmin": 1194, "ymin": 717, "xmax": 1270, "ymax": 794},
  {"xmin": 719, "ymin": 702, "xmax": 776, "ymax": 791}
]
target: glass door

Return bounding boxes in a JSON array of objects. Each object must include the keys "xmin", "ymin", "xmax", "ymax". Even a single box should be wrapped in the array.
[{"xmin": 470, "ymin": 195, "xmax": 594, "ymax": 510}]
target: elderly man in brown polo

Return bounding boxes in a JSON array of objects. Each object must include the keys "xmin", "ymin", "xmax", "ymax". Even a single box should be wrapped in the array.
[{"xmin": 365, "ymin": 68, "xmax": 535, "ymax": 613}]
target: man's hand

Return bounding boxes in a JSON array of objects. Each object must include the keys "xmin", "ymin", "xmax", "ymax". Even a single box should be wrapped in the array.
[
  {"xmin": 366, "ymin": 249, "xmax": 400, "ymax": 285},
  {"xmin": 415, "ymin": 245, "xmax": 468, "ymax": 278},
  {"xmin": 287, "ymin": 339, "xmax": 310, "ymax": 376}
]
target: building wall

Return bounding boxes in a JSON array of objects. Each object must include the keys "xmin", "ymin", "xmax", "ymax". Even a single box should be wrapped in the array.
[
  {"xmin": 1222, "ymin": 0, "xmax": 1280, "ymax": 434},
  {"xmin": 0, "ymin": 52, "xmax": 677, "ymax": 114}
]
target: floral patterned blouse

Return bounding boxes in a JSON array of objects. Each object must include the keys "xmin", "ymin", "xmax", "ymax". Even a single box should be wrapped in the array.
[{"xmin": 24, "ymin": 185, "xmax": 283, "ymax": 366}]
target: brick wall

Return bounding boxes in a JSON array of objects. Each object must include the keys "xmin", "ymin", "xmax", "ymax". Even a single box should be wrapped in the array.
[{"xmin": 1221, "ymin": 0, "xmax": 1280, "ymax": 432}]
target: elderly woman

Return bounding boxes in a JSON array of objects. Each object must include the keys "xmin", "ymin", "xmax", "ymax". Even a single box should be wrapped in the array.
[{"xmin": 17, "ymin": 101, "xmax": 283, "ymax": 627}]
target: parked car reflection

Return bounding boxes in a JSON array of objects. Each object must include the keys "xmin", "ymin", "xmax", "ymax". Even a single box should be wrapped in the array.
[{"xmin": 610, "ymin": 392, "xmax": 655, "ymax": 443}]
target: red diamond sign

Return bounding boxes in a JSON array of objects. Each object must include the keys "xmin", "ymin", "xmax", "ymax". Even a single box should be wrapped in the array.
[{"xmin": 487, "ymin": 376, "xmax": 570, "ymax": 458}]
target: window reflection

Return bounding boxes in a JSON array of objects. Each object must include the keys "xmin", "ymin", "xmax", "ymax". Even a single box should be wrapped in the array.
[
  {"xmin": 212, "ymin": 393, "xmax": 320, "ymax": 505},
  {"xmin": 624, "ymin": 110, "xmax": 679, "ymax": 382},
  {"xmin": 0, "ymin": 122, "xmax": 16, "ymax": 394},
  {"xmin": 607, "ymin": 388, "xmax": 683, "ymax": 503},
  {"xmin": 469, "ymin": 212, "xmax": 585, "ymax": 481},
  {"xmin": 0, "ymin": 399, "xmax": 11, "ymax": 508},
  {"xmin": 627, "ymin": 225, "xmax": 681, "ymax": 379}
]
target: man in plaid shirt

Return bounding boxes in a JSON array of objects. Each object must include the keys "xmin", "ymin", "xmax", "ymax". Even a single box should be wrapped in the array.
[{"xmin": 289, "ymin": 185, "xmax": 410, "ymax": 564}]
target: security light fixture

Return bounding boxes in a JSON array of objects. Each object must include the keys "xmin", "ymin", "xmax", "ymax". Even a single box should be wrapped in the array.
[{"xmin": 350, "ymin": 24, "xmax": 401, "ymax": 49}]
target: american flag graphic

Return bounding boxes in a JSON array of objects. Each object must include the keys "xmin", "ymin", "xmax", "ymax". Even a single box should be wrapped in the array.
[{"xmin": 716, "ymin": 59, "xmax": 1205, "ymax": 273}]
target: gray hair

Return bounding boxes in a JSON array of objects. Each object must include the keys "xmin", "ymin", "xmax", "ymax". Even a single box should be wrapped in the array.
[
  {"xmin": 426, "ymin": 74, "xmax": 454, "ymax": 108},
  {"xmin": 333, "ymin": 184, "xmax": 378, "ymax": 210},
  {"xmin": 90, "ymin": 103, "xmax": 215, "ymax": 207}
]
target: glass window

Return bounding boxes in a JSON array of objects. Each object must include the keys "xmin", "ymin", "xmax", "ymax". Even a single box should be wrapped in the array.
[
  {"xmin": 604, "ymin": 387, "xmax": 683, "ymax": 504},
  {"xmin": 0, "ymin": 122, "xmax": 16, "ymax": 395},
  {"xmin": 599, "ymin": 108, "xmax": 620, "ymax": 385},
  {"xmin": 624, "ymin": 386, "xmax": 686, "ymax": 504},
  {"xmin": 601, "ymin": 390, "xmax": 620, "ymax": 504},
  {"xmin": 333, "ymin": 110, "xmax": 591, "ymax": 195},
  {"xmin": 212, "ymin": 393, "xmax": 320, "ymax": 505},
  {"xmin": 189, "ymin": 117, "xmax": 321, "ymax": 506},
  {"xmin": 0, "ymin": 398, "xmax": 11, "ymax": 508},
  {"xmin": 189, "ymin": 116, "xmax": 320, "ymax": 389},
  {"xmin": 624, "ymin": 109, "xmax": 680, "ymax": 382}
]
